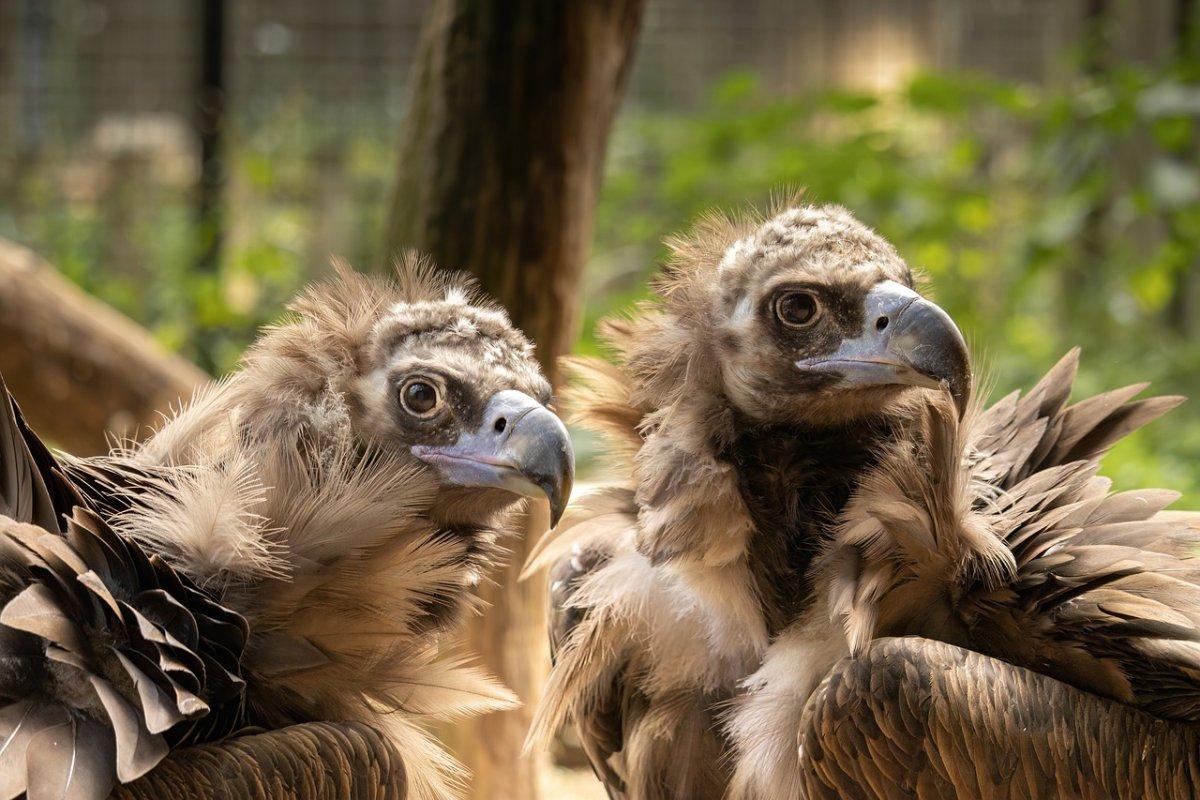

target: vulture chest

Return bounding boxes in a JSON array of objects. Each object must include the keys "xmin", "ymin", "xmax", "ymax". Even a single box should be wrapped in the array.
[{"xmin": 728, "ymin": 416, "xmax": 903, "ymax": 635}]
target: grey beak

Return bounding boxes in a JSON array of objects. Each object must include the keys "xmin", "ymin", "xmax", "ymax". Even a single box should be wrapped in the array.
[
  {"xmin": 412, "ymin": 390, "xmax": 575, "ymax": 526},
  {"xmin": 794, "ymin": 280, "xmax": 971, "ymax": 416}
]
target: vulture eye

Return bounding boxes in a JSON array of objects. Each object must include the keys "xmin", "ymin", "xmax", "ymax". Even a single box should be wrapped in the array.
[
  {"xmin": 775, "ymin": 291, "xmax": 820, "ymax": 328},
  {"xmin": 400, "ymin": 379, "xmax": 441, "ymax": 417}
]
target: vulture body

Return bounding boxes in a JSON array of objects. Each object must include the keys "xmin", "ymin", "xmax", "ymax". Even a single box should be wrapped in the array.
[
  {"xmin": 527, "ymin": 204, "xmax": 1200, "ymax": 799},
  {"xmin": 0, "ymin": 260, "xmax": 573, "ymax": 800}
]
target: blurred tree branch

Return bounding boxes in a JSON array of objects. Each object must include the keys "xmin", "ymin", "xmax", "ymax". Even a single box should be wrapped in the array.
[
  {"xmin": 0, "ymin": 237, "xmax": 209, "ymax": 455},
  {"xmin": 383, "ymin": 1, "xmax": 645, "ymax": 797}
]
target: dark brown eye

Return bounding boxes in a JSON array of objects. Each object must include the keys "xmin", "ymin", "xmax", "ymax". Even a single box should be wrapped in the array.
[
  {"xmin": 400, "ymin": 379, "xmax": 441, "ymax": 417},
  {"xmin": 775, "ymin": 291, "xmax": 820, "ymax": 328}
]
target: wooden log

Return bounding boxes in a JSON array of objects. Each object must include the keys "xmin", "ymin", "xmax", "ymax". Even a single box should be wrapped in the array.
[
  {"xmin": 383, "ymin": 2, "xmax": 645, "ymax": 797},
  {"xmin": 0, "ymin": 237, "xmax": 209, "ymax": 454}
]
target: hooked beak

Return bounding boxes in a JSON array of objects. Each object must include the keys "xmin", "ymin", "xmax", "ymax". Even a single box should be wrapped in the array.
[
  {"xmin": 412, "ymin": 390, "xmax": 575, "ymax": 527},
  {"xmin": 794, "ymin": 280, "xmax": 971, "ymax": 416}
]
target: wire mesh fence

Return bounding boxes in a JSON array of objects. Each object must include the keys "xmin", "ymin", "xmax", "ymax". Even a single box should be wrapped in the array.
[{"xmin": 0, "ymin": 0, "xmax": 1185, "ymax": 373}]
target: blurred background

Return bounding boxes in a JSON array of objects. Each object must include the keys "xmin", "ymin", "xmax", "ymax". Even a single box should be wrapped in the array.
[
  {"xmin": 1, "ymin": 1, "xmax": 1198, "ymax": 797},
  {"xmin": 4, "ymin": 0, "xmax": 1200, "ymax": 499},
  {"xmin": 3, "ymin": 0, "xmax": 1199, "ymax": 492}
]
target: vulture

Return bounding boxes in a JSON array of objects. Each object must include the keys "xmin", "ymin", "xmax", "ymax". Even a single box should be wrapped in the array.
[
  {"xmin": 526, "ymin": 203, "xmax": 1200, "ymax": 799},
  {"xmin": 0, "ymin": 258, "xmax": 573, "ymax": 800}
]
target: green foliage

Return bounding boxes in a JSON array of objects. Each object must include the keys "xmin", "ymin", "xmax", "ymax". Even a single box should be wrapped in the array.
[
  {"xmin": 590, "ymin": 66, "xmax": 1200, "ymax": 502},
  {"xmin": 1, "ymin": 62, "xmax": 1197, "ymax": 503}
]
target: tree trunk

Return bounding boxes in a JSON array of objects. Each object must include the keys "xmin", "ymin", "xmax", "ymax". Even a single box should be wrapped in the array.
[
  {"xmin": 0, "ymin": 237, "xmax": 209, "ymax": 455},
  {"xmin": 382, "ymin": 2, "xmax": 644, "ymax": 797}
]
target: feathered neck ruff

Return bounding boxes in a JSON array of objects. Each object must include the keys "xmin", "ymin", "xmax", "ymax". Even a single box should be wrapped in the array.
[{"xmin": 565, "ymin": 212, "xmax": 765, "ymax": 567}]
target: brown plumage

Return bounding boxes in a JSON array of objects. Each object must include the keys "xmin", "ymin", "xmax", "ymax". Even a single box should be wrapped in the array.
[
  {"xmin": 788, "ymin": 351, "xmax": 1200, "ymax": 799},
  {"xmin": 114, "ymin": 721, "xmax": 409, "ymax": 800},
  {"xmin": 0, "ymin": 257, "xmax": 573, "ymax": 800},
  {"xmin": 798, "ymin": 637, "xmax": 1200, "ymax": 799},
  {"xmin": 527, "ymin": 203, "xmax": 1200, "ymax": 799}
]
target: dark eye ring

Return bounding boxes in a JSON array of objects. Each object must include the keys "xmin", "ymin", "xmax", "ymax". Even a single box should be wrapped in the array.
[
  {"xmin": 399, "ymin": 378, "xmax": 441, "ymax": 417},
  {"xmin": 774, "ymin": 291, "xmax": 821, "ymax": 328}
]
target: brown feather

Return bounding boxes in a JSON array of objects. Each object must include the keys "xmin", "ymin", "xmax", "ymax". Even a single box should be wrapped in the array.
[{"xmin": 829, "ymin": 354, "xmax": 1200, "ymax": 726}]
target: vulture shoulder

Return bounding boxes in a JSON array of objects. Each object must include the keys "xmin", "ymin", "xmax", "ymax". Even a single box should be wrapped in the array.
[
  {"xmin": 114, "ymin": 721, "xmax": 409, "ymax": 800},
  {"xmin": 831, "ymin": 347, "xmax": 1200, "ymax": 721},
  {"xmin": 539, "ymin": 487, "xmax": 629, "ymax": 797},
  {"xmin": 527, "ymin": 340, "xmax": 769, "ymax": 799},
  {"xmin": 797, "ymin": 636, "xmax": 1200, "ymax": 800}
]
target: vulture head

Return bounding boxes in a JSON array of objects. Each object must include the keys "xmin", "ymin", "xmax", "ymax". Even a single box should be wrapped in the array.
[
  {"xmin": 698, "ymin": 204, "xmax": 970, "ymax": 425},
  {"xmin": 236, "ymin": 257, "xmax": 575, "ymax": 528},
  {"xmin": 350, "ymin": 283, "xmax": 573, "ymax": 526}
]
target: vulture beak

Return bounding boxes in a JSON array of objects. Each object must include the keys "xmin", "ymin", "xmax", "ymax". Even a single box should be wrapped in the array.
[
  {"xmin": 795, "ymin": 280, "xmax": 971, "ymax": 416},
  {"xmin": 412, "ymin": 389, "xmax": 575, "ymax": 526}
]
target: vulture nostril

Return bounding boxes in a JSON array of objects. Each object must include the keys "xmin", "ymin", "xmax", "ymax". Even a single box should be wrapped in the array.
[
  {"xmin": 876, "ymin": 316, "xmax": 889, "ymax": 331},
  {"xmin": 494, "ymin": 417, "xmax": 508, "ymax": 434}
]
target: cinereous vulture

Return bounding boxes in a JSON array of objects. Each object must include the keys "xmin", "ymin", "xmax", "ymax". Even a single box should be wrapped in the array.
[
  {"xmin": 0, "ymin": 258, "xmax": 573, "ymax": 800},
  {"xmin": 526, "ymin": 204, "xmax": 1200, "ymax": 799}
]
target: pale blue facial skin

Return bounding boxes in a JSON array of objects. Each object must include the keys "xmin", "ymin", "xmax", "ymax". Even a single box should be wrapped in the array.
[
  {"xmin": 411, "ymin": 389, "xmax": 574, "ymax": 526},
  {"xmin": 793, "ymin": 279, "xmax": 970, "ymax": 415}
]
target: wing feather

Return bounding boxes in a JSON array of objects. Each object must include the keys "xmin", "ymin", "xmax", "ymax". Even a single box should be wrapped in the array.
[{"xmin": 834, "ymin": 350, "xmax": 1200, "ymax": 721}]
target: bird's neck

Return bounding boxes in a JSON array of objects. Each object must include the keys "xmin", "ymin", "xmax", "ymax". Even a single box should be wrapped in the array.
[{"xmin": 726, "ymin": 413, "xmax": 906, "ymax": 634}]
